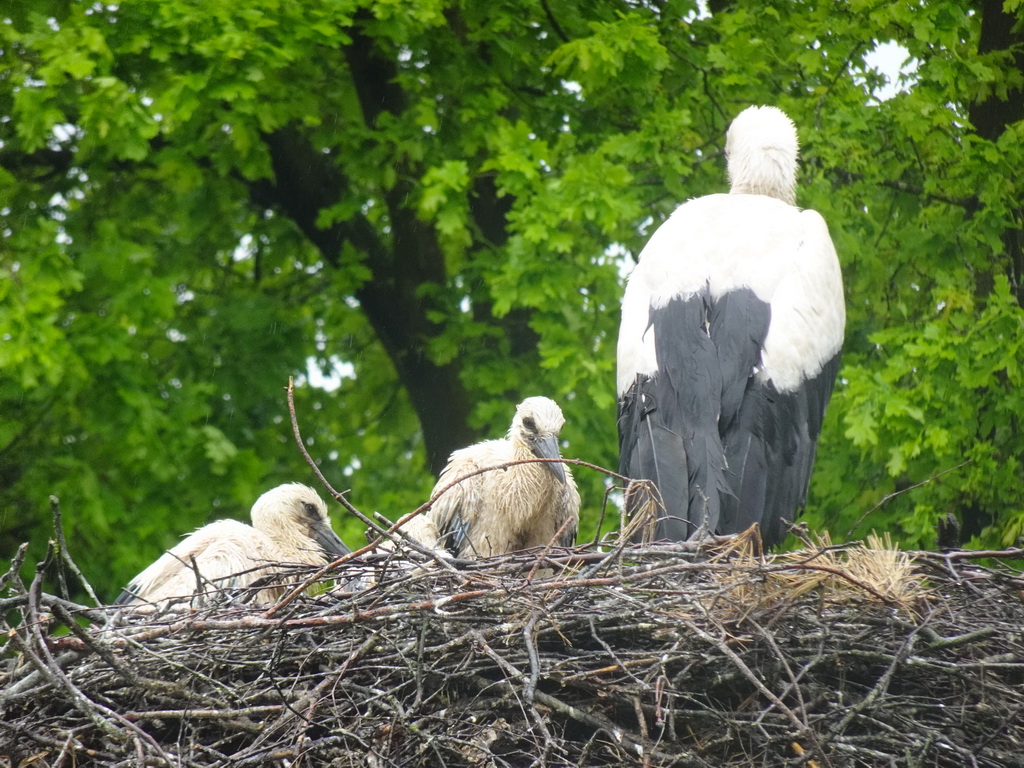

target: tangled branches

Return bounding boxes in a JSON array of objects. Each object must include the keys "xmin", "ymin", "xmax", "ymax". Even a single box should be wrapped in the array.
[{"xmin": 2, "ymin": 533, "xmax": 1024, "ymax": 767}]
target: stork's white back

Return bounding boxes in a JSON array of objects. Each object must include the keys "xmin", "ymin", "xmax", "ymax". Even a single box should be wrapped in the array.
[{"xmin": 617, "ymin": 193, "xmax": 844, "ymax": 394}]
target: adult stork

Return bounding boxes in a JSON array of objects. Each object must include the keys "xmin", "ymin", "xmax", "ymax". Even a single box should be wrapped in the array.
[
  {"xmin": 414, "ymin": 396, "xmax": 580, "ymax": 558},
  {"xmin": 114, "ymin": 483, "xmax": 350, "ymax": 607},
  {"xmin": 616, "ymin": 105, "xmax": 845, "ymax": 548}
]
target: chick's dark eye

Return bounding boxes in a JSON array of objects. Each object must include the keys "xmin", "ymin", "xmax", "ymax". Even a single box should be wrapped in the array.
[
  {"xmin": 523, "ymin": 417, "xmax": 536, "ymax": 432},
  {"xmin": 302, "ymin": 502, "xmax": 320, "ymax": 519}
]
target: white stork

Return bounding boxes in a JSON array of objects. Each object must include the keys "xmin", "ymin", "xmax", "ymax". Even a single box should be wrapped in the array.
[
  {"xmin": 114, "ymin": 483, "xmax": 350, "ymax": 607},
  {"xmin": 418, "ymin": 396, "xmax": 581, "ymax": 558},
  {"xmin": 616, "ymin": 105, "xmax": 845, "ymax": 547}
]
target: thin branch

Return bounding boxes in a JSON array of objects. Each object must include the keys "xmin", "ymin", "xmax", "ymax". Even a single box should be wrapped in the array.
[
  {"xmin": 845, "ymin": 460, "xmax": 971, "ymax": 539},
  {"xmin": 50, "ymin": 495, "xmax": 101, "ymax": 605}
]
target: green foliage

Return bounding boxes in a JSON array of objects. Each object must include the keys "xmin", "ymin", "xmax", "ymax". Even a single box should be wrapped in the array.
[
  {"xmin": 814, "ymin": 277, "xmax": 1024, "ymax": 547},
  {"xmin": 1, "ymin": 0, "xmax": 1023, "ymax": 602}
]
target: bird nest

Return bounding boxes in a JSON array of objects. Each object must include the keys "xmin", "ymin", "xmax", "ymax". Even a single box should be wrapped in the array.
[{"xmin": 2, "ymin": 531, "xmax": 1024, "ymax": 768}]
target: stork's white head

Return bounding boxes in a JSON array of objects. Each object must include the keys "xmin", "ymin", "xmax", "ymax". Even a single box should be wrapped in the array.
[
  {"xmin": 725, "ymin": 105, "xmax": 799, "ymax": 205},
  {"xmin": 510, "ymin": 396, "xmax": 569, "ymax": 483},
  {"xmin": 250, "ymin": 483, "xmax": 350, "ymax": 561}
]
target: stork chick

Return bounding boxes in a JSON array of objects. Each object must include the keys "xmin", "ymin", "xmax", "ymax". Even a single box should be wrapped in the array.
[
  {"xmin": 114, "ymin": 483, "xmax": 350, "ymax": 607},
  {"xmin": 423, "ymin": 396, "xmax": 580, "ymax": 559},
  {"xmin": 617, "ymin": 105, "xmax": 845, "ymax": 547}
]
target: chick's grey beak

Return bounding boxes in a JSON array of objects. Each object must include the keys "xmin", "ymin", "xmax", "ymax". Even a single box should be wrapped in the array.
[
  {"xmin": 532, "ymin": 435, "xmax": 567, "ymax": 483},
  {"xmin": 313, "ymin": 522, "xmax": 351, "ymax": 558}
]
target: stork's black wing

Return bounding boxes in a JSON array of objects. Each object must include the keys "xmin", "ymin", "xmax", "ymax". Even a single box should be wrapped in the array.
[
  {"xmin": 619, "ymin": 285, "xmax": 761, "ymax": 541},
  {"xmin": 755, "ymin": 352, "xmax": 841, "ymax": 546}
]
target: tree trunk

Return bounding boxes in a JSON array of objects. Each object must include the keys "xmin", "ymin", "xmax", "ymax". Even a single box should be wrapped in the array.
[
  {"xmin": 249, "ymin": 17, "xmax": 483, "ymax": 474},
  {"xmin": 252, "ymin": 125, "xmax": 478, "ymax": 476},
  {"xmin": 969, "ymin": 0, "xmax": 1024, "ymax": 304}
]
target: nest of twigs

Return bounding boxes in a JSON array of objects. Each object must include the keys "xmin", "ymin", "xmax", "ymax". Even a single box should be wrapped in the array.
[{"xmin": 2, "ymin": 528, "xmax": 1024, "ymax": 768}]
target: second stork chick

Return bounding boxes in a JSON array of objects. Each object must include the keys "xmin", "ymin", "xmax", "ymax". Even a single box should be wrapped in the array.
[
  {"xmin": 421, "ymin": 396, "xmax": 580, "ymax": 559},
  {"xmin": 115, "ymin": 483, "xmax": 350, "ymax": 607}
]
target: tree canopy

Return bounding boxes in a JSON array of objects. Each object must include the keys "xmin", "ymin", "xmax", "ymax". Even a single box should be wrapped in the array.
[{"xmin": 2, "ymin": 0, "xmax": 1022, "ymax": 601}]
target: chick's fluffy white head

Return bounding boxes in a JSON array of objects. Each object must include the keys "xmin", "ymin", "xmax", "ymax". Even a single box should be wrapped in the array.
[
  {"xmin": 250, "ymin": 483, "xmax": 334, "ymax": 557},
  {"xmin": 510, "ymin": 396, "xmax": 566, "ymax": 441}
]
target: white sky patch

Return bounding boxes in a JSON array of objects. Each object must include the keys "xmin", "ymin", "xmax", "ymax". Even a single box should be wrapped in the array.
[
  {"xmin": 604, "ymin": 242, "xmax": 636, "ymax": 281},
  {"xmin": 232, "ymin": 233, "xmax": 255, "ymax": 262},
  {"xmin": 48, "ymin": 192, "xmax": 69, "ymax": 211},
  {"xmin": 314, "ymin": 325, "xmax": 328, "ymax": 353},
  {"xmin": 684, "ymin": 0, "xmax": 711, "ymax": 23},
  {"xmin": 51, "ymin": 123, "xmax": 78, "ymax": 144},
  {"xmin": 863, "ymin": 41, "xmax": 918, "ymax": 102},
  {"xmin": 305, "ymin": 355, "xmax": 356, "ymax": 392}
]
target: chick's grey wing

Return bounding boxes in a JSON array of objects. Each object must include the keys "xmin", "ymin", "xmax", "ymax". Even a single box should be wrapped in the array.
[
  {"xmin": 430, "ymin": 469, "xmax": 474, "ymax": 557},
  {"xmin": 558, "ymin": 479, "xmax": 581, "ymax": 547}
]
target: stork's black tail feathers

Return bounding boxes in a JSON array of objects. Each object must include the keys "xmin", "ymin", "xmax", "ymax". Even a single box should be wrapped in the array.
[{"xmin": 617, "ymin": 287, "xmax": 840, "ymax": 549}]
